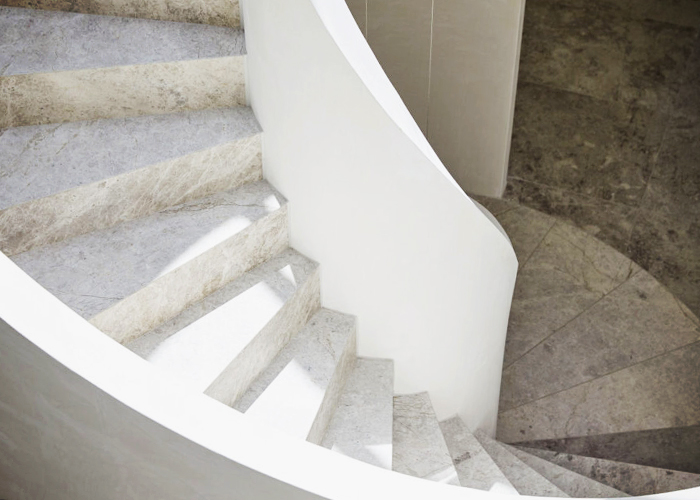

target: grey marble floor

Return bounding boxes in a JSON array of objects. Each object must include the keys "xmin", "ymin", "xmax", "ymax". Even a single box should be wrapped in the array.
[{"xmin": 507, "ymin": 0, "xmax": 700, "ymax": 317}]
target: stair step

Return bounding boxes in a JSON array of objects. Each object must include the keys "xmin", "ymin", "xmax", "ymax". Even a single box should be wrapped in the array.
[
  {"xmin": 504, "ymin": 444, "xmax": 628, "ymax": 498},
  {"xmin": 234, "ymin": 308, "xmax": 356, "ymax": 444},
  {"xmin": 0, "ymin": 7, "xmax": 246, "ymax": 127},
  {"xmin": 0, "ymin": 107, "xmax": 261, "ymax": 255},
  {"xmin": 321, "ymin": 358, "xmax": 394, "ymax": 470},
  {"xmin": 439, "ymin": 417, "xmax": 518, "ymax": 494},
  {"xmin": 126, "ymin": 248, "xmax": 320, "ymax": 405},
  {"xmin": 0, "ymin": 0, "xmax": 241, "ymax": 27},
  {"xmin": 392, "ymin": 393, "xmax": 460, "ymax": 486},
  {"xmin": 12, "ymin": 180, "xmax": 288, "ymax": 343},
  {"xmin": 518, "ymin": 447, "xmax": 700, "ymax": 496},
  {"xmin": 474, "ymin": 431, "xmax": 570, "ymax": 497}
]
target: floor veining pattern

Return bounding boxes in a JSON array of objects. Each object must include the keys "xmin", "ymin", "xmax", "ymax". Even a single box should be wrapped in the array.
[
  {"xmin": 476, "ymin": 197, "xmax": 700, "ymax": 460},
  {"xmin": 506, "ymin": 0, "xmax": 700, "ymax": 318}
]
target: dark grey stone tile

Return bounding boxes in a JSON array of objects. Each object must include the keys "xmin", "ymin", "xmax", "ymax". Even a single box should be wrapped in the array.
[
  {"xmin": 517, "ymin": 447, "xmax": 700, "ymax": 496},
  {"xmin": 509, "ymin": 83, "xmax": 664, "ymax": 206},
  {"xmin": 497, "ymin": 342, "xmax": 700, "ymax": 443},
  {"xmin": 504, "ymin": 177, "xmax": 638, "ymax": 251},
  {"xmin": 510, "ymin": 425, "xmax": 700, "ymax": 475},
  {"xmin": 500, "ymin": 269, "xmax": 700, "ymax": 410}
]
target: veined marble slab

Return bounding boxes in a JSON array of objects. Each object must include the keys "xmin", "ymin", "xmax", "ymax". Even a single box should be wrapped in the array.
[
  {"xmin": 518, "ymin": 447, "xmax": 700, "ymax": 496},
  {"xmin": 0, "ymin": 7, "xmax": 244, "ymax": 76},
  {"xmin": 235, "ymin": 309, "xmax": 355, "ymax": 445},
  {"xmin": 0, "ymin": 57, "xmax": 245, "ymax": 127},
  {"xmin": 504, "ymin": 444, "xmax": 628, "ymax": 497},
  {"xmin": 0, "ymin": 107, "xmax": 262, "ymax": 255},
  {"xmin": 126, "ymin": 249, "xmax": 320, "ymax": 408},
  {"xmin": 392, "ymin": 393, "xmax": 460, "ymax": 486},
  {"xmin": 1, "ymin": 0, "xmax": 240, "ymax": 27},
  {"xmin": 322, "ymin": 358, "xmax": 394, "ymax": 470},
  {"xmin": 473, "ymin": 431, "xmax": 569, "ymax": 497},
  {"xmin": 439, "ymin": 417, "xmax": 518, "ymax": 494},
  {"xmin": 12, "ymin": 181, "xmax": 288, "ymax": 343}
]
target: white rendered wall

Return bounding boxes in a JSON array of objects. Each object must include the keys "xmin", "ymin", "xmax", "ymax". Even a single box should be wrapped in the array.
[{"xmin": 241, "ymin": 0, "xmax": 518, "ymax": 432}]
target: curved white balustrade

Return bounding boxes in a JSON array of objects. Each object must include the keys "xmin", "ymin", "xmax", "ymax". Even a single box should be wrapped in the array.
[{"xmin": 242, "ymin": 0, "xmax": 517, "ymax": 429}]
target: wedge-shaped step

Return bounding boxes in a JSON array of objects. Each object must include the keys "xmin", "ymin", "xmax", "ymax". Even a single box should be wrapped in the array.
[
  {"xmin": 1, "ymin": 0, "xmax": 241, "ymax": 27},
  {"xmin": 504, "ymin": 444, "xmax": 628, "ymax": 498},
  {"xmin": 0, "ymin": 107, "xmax": 261, "ymax": 255},
  {"xmin": 234, "ymin": 308, "xmax": 356, "ymax": 444},
  {"xmin": 519, "ymin": 447, "xmax": 700, "ymax": 496},
  {"xmin": 0, "ymin": 7, "xmax": 246, "ymax": 127},
  {"xmin": 439, "ymin": 417, "xmax": 518, "ymax": 494},
  {"xmin": 126, "ymin": 249, "xmax": 320, "ymax": 406},
  {"xmin": 322, "ymin": 358, "xmax": 394, "ymax": 470},
  {"xmin": 393, "ymin": 393, "xmax": 460, "ymax": 486},
  {"xmin": 474, "ymin": 431, "xmax": 570, "ymax": 497},
  {"xmin": 12, "ymin": 181, "xmax": 287, "ymax": 343}
]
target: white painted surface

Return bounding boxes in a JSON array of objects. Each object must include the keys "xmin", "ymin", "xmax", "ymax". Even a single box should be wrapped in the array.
[{"xmin": 241, "ymin": 0, "xmax": 517, "ymax": 430}]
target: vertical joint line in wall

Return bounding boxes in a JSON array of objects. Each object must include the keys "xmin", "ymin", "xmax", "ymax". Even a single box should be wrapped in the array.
[{"xmin": 426, "ymin": 0, "xmax": 435, "ymax": 137}]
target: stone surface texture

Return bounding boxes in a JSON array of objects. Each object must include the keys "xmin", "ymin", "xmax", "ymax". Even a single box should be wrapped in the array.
[
  {"xmin": 513, "ymin": 425, "xmax": 700, "ymax": 475},
  {"xmin": 518, "ymin": 447, "xmax": 700, "ymax": 496},
  {"xmin": 0, "ymin": 107, "xmax": 262, "ymax": 255},
  {"xmin": 392, "ymin": 393, "xmax": 460, "ymax": 486},
  {"xmin": 439, "ymin": 417, "xmax": 517, "ymax": 494},
  {"xmin": 125, "ymin": 249, "xmax": 319, "ymax": 400},
  {"xmin": 235, "ymin": 309, "xmax": 356, "ymax": 444},
  {"xmin": 0, "ymin": 0, "xmax": 241, "ymax": 26},
  {"xmin": 507, "ymin": 0, "xmax": 700, "ymax": 318},
  {"xmin": 12, "ymin": 182, "xmax": 288, "ymax": 342},
  {"xmin": 504, "ymin": 444, "xmax": 628, "ymax": 497},
  {"xmin": 473, "ymin": 430, "xmax": 570, "ymax": 497},
  {"xmin": 322, "ymin": 358, "xmax": 394, "ymax": 470}
]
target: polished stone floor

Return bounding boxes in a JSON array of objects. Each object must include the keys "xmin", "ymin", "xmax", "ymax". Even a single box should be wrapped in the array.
[{"xmin": 506, "ymin": 0, "xmax": 700, "ymax": 317}]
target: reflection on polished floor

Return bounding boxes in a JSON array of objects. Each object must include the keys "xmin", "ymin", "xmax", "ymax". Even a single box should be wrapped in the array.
[{"xmin": 506, "ymin": 0, "xmax": 700, "ymax": 317}]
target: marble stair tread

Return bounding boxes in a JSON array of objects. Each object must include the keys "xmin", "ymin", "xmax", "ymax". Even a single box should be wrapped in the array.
[
  {"xmin": 0, "ymin": 6, "xmax": 245, "ymax": 76},
  {"xmin": 321, "ymin": 358, "xmax": 394, "ymax": 470},
  {"xmin": 0, "ymin": 107, "xmax": 263, "ymax": 255},
  {"xmin": 125, "ymin": 248, "xmax": 319, "ymax": 395},
  {"xmin": 392, "ymin": 392, "xmax": 460, "ymax": 486},
  {"xmin": 503, "ymin": 444, "xmax": 629, "ymax": 498},
  {"xmin": 0, "ymin": 107, "xmax": 260, "ymax": 211},
  {"xmin": 517, "ymin": 447, "xmax": 700, "ymax": 496},
  {"xmin": 234, "ymin": 308, "xmax": 356, "ymax": 444},
  {"xmin": 12, "ymin": 180, "xmax": 288, "ymax": 342},
  {"xmin": 439, "ymin": 417, "xmax": 518, "ymax": 494},
  {"xmin": 473, "ymin": 430, "xmax": 570, "ymax": 497}
]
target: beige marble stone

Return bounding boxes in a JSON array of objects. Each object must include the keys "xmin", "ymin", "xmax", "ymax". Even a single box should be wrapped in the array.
[
  {"xmin": 204, "ymin": 265, "xmax": 321, "ymax": 409},
  {"xmin": 235, "ymin": 309, "xmax": 356, "ymax": 445},
  {"xmin": 500, "ymin": 269, "xmax": 700, "ymax": 410},
  {"xmin": 473, "ymin": 430, "xmax": 569, "ymax": 497},
  {"xmin": 497, "ymin": 342, "xmax": 700, "ymax": 443},
  {"xmin": 393, "ymin": 393, "xmax": 460, "ymax": 485},
  {"xmin": 0, "ymin": 57, "xmax": 245, "ymax": 128},
  {"xmin": 1, "ymin": 132, "xmax": 262, "ymax": 255},
  {"xmin": 439, "ymin": 417, "xmax": 517, "ymax": 493},
  {"xmin": 0, "ymin": 0, "xmax": 240, "ymax": 26},
  {"xmin": 344, "ymin": 0, "xmax": 366, "ymax": 36},
  {"xmin": 495, "ymin": 205, "xmax": 556, "ymax": 265}
]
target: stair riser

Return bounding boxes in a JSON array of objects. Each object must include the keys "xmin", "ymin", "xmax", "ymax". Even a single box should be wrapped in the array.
[
  {"xmin": 204, "ymin": 267, "xmax": 322, "ymax": 405},
  {"xmin": 91, "ymin": 206, "xmax": 288, "ymax": 343},
  {"xmin": 0, "ymin": 57, "xmax": 245, "ymax": 128},
  {"xmin": 0, "ymin": 0, "xmax": 240, "ymax": 26},
  {"xmin": 1, "ymin": 135, "xmax": 262, "ymax": 256},
  {"xmin": 306, "ymin": 333, "xmax": 356, "ymax": 445}
]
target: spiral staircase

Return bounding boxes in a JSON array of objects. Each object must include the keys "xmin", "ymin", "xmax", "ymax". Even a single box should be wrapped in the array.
[{"xmin": 1, "ymin": 1, "xmax": 699, "ymax": 499}]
